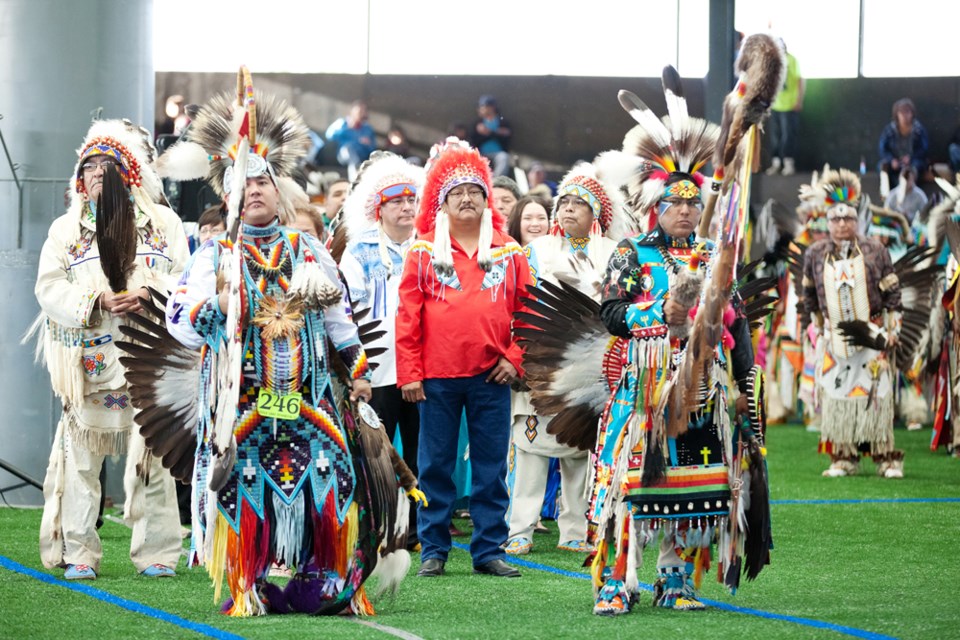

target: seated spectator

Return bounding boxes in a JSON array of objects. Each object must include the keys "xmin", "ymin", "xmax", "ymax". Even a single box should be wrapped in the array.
[
  {"xmin": 493, "ymin": 176, "xmax": 522, "ymax": 218},
  {"xmin": 326, "ymin": 100, "xmax": 377, "ymax": 180},
  {"xmin": 878, "ymin": 98, "xmax": 929, "ymax": 190},
  {"xmin": 470, "ymin": 95, "xmax": 512, "ymax": 177},
  {"xmin": 883, "ymin": 165, "xmax": 928, "ymax": 223},
  {"xmin": 949, "ymin": 123, "xmax": 960, "ymax": 174},
  {"xmin": 507, "ymin": 195, "xmax": 551, "ymax": 246}
]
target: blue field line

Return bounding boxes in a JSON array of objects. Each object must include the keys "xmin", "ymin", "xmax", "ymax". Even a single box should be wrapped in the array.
[
  {"xmin": 771, "ymin": 497, "xmax": 960, "ymax": 506},
  {"xmin": 453, "ymin": 543, "xmax": 897, "ymax": 640},
  {"xmin": 0, "ymin": 555, "xmax": 244, "ymax": 640}
]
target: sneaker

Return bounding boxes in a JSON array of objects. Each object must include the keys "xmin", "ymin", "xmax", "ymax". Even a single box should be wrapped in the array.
[
  {"xmin": 907, "ymin": 422, "xmax": 923, "ymax": 431},
  {"xmin": 765, "ymin": 158, "xmax": 782, "ymax": 176},
  {"xmin": 557, "ymin": 540, "xmax": 592, "ymax": 553},
  {"xmin": 64, "ymin": 564, "xmax": 96, "ymax": 580},
  {"xmin": 504, "ymin": 536, "xmax": 532, "ymax": 555},
  {"xmin": 781, "ymin": 158, "xmax": 796, "ymax": 176},
  {"xmin": 140, "ymin": 563, "xmax": 176, "ymax": 578}
]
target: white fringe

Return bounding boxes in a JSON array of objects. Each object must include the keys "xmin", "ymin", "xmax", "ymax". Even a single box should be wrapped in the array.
[
  {"xmin": 624, "ymin": 516, "xmax": 641, "ymax": 595},
  {"xmin": 820, "ymin": 394, "xmax": 896, "ymax": 451},
  {"xmin": 371, "ymin": 549, "xmax": 411, "ymax": 597},
  {"xmin": 477, "ymin": 207, "xmax": 494, "ymax": 271},
  {"xmin": 273, "ymin": 492, "xmax": 305, "ymax": 568},
  {"xmin": 431, "ymin": 210, "xmax": 454, "ymax": 275}
]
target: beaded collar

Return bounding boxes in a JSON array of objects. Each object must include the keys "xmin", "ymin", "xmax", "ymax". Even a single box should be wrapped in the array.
[{"xmin": 242, "ymin": 219, "xmax": 280, "ymax": 238}]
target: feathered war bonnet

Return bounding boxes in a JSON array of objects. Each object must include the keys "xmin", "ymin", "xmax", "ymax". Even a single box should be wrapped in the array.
[
  {"xmin": 417, "ymin": 137, "xmax": 505, "ymax": 275},
  {"xmin": 156, "ymin": 68, "xmax": 310, "ymax": 226},
  {"xmin": 341, "ymin": 151, "xmax": 425, "ymax": 264},
  {"xmin": 550, "ymin": 160, "xmax": 632, "ymax": 238},
  {"xmin": 71, "ymin": 119, "xmax": 166, "ymax": 227},
  {"xmin": 614, "ymin": 66, "xmax": 720, "ymax": 233}
]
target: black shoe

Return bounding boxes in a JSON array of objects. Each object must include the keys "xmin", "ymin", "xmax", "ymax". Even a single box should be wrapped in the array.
[
  {"xmin": 473, "ymin": 558, "xmax": 521, "ymax": 578},
  {"xmin": 417, "ymin": 558, "xmax": 445, "ymax": 577}
]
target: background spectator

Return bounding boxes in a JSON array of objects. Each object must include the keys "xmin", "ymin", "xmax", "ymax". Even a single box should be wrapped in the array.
[
  {"xmin": 765, "ymin": 39, "xmax": 804, "ymax": 176},
  {"xmin": 493, "ymin": 176, "xmax": 522, "ymax": 218},
  {"xmin": 326, "ymin": 100, "xmax": 377, "ymax": 180},
  {"xmin": 878, "ymin": 97, "xmax": 929, "ymax": 191},
  {"xmin": 507, "ymin": 195, "xmax": 551, "ymax": 246},
  {"xmin": 470, "ymin": 95, "xmax": 512, "ymax": 177}
]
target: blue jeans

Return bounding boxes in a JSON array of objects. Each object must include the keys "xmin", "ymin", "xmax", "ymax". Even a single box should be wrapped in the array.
[
  {"xmin": 768, "ymin": 110, "xmax": 799, "ymax": 160},
  {"xmin": 417, "ymin": 371, "xmax": 511, "ymax": 565}
]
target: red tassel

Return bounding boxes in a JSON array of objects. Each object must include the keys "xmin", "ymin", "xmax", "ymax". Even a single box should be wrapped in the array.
[{"xmin": 311, "ymin": 491, "xmax": 339, "ymax": 572}]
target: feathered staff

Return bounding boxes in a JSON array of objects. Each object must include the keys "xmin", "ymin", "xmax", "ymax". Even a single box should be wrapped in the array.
[
  {"xmin": 699, "ymin": 35, "xmax": 786, "ymax": 238},
  {"xmin": 663, "ymin": 34, "xmax": 784, "ymax": 440},
  {"xmin": 96, "ymin": 165, "xmax": 138, "ymax": 293},
  {"xmin": 208, "ymin": 67, "xmax": 255, "ymax": 491}
]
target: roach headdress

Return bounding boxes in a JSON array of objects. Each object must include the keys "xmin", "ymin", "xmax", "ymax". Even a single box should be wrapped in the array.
[
  {"xmin": 156, "ymin": 67, "xmax": 310, "ymax": 225},
  {"xmin": 616, "ymin": 66, "xmax": 720, "ymax": 231}
]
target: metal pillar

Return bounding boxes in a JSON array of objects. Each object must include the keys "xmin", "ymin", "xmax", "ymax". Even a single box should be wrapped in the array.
[{"xmin": 0, "ymin": 0, "xmax": 154, "ymax": 506}]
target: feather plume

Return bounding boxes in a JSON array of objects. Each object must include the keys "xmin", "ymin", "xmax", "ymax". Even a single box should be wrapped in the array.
[
  {"xmin": 96, "ymin": 165, "xmax": 137, "ymax": 292},
  {"xmin": 251, "ymin": 295, "xmax": 305, "ymax": 341}
]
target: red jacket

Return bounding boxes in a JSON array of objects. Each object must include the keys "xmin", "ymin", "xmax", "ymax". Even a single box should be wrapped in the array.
[{"xmin": 395, "ymin": 229, "xmax": 530, "ymax": 386}]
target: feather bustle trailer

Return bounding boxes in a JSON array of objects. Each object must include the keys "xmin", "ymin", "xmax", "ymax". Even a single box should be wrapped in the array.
[
  {"xmin": 513, "ymin": 279, "xmax": 617, "ymax": 452},
  {"xmin": 116, "ymin": 289, "xmax": 202, "ymax": 483}
]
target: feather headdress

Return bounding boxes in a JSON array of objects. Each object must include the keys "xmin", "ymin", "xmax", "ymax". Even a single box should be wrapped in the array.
[
  {"xmin": 550, "ymin": 160, "xmax": 635, "ymax": 241},
  {"xmin": 156, "ymin": 84, "xmax": 309, "ymax": 225},
  {"xmin": 616, "ymin": 66, "xmax": 720, "ymax": 230},
  {"xmin": 342, "ymin": 151, "xmax": 424, "ymax": 245},
  {"xmin": 71, "ymin": 118, "xmax": 166, "ymax": 226},
  {"xmin": 417, "ymin": 138, "xmax": 505, "ymax": 274}
]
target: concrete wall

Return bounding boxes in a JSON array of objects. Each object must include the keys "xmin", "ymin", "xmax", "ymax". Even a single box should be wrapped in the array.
[{"xmin": 157, "ymin": 72, "xmax": 960, "ymax": 175}]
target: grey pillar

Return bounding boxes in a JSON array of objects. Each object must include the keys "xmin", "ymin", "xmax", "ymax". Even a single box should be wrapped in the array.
[
  {"xmin": 705, "ymin": 0, "xmax": 736, "ymax": 124},
  {"xmin": 0, "ymin": 0, "xmax": 154, "ymax": 506}
]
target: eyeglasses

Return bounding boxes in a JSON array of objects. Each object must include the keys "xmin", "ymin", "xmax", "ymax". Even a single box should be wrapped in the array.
[
  {"xmin": 81, "ymin": 158, "xmax": 120, "ymax": 173},
  {"xmin": 661, "ymin": 197, "xmax": 704, "ymax": 211},
  {"xmin": 828, "ymin": 217, "xmax": 856, "ymax": 224},
  {"xmin": 447, "ymin": 187, "xmax": 485, "ymax": 201},
  {"xmin": 557, "ymin": 194, "xmax": 589, "ymax": 209}
]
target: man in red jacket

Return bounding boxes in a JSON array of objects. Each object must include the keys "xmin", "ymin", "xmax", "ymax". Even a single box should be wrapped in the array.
[{"xmin": 396, "ymin": 138, "xmax": 530, "ymax": 579}]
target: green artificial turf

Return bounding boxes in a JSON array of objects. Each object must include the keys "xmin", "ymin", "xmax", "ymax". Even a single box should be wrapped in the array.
[{"xmin": 1, "ymin": 424, "xmax": 958, "ymax": 639}]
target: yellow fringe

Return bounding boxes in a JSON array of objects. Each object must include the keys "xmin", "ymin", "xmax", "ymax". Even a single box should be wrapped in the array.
[
  {"xmin": 208, "ymin": 512, "xmax": 229, "ymax": 604},
  {"xmin": 591, "ymin": 539, "xmax": 608, "ymax": 589},
  {"xmin": 345, "ymin": 502, "xmax": 359, "ymax": 566},
  {"xmin": 351, "ymin": 586, "xmax": 375, "ymax": 616}
]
